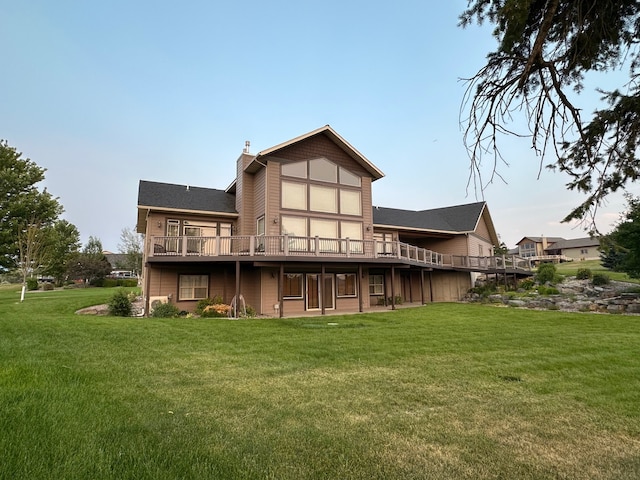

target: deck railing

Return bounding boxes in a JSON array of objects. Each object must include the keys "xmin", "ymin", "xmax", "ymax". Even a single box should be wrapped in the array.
[{"xmin": 148, "ymin": 235, "xmax": 531, "ymax": 272}]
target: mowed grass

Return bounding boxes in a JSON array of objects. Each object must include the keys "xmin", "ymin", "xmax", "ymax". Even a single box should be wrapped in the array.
[
  {"xmin": 554, "ymin": 259, "xmax": 640, "ymax": 284},
  {"xmin": 1, "ymin": 286, "xmax": 639, "ymax": 479}
]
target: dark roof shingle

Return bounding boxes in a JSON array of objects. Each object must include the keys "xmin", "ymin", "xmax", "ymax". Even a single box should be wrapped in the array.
[
  {"xmin": 138, "ymin": 180, "xmax": 237, "ymax": 214},
  {"xmin": 373, "ymin": 202, "xmax": 486, "ymax": 233}
]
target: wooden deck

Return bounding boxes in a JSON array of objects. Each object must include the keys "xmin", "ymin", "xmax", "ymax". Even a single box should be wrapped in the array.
[{"xmin": 147, "ymin": 235, "xmax": 532, "ymax": 274}]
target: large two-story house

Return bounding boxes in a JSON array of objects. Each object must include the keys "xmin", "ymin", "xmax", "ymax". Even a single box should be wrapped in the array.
[{"xmin": 136, "ymin": 126, "xmax": 529, "ymax": 317}]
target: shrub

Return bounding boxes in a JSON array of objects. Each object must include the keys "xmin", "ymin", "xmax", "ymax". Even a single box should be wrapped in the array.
[
  {"xmin": 202, "ymin": 304, "xmax": 232, "ymax": 318},
  {"xmin": 195, "ymin": 298, "xmax": 217, "ymax": 315},
  {"xmin": 576, "ymin": 268, "xmax": 593, "ymax": 280},
  {"xmin": 245, "ymin": 305, "xmax": 257, "ymax": 317},
  {"xmin": 592, "ymin": 273, "xmax": 610, "ymax": 286},
  {"xmin": 42, "ymin": 283, "xmax": 54, "ymax": 291},
  {"xmin": 26, "ymin": 278, "xmax": 39, "ymax": 291},
  {"xmin": 519, "ymin": 279, "xmax": 535, "ymax": 290},
  {"xmin": 151, "ymin": 302, "xmax": 181, "ymax": 318},
  {"xmin": 469, "ymin": 282, "xmax": 498, "ymax": 297},
  {"xmin": 108, "ymin": 289, "xmax": 132, "ymax": 317},
  {"xmin": 387, "ymin": 295, "xmax": 403, "ymax": 305},
  {"xmin": 535, "ymin": 263, "xmax": 557, "ymax": 284},
  {"xmin": 537, "ymin": 286, "xmax": 559, "ymax": 295}
]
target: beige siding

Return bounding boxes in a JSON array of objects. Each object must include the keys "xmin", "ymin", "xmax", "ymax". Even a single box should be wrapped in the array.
[
  {"xmin": 475, "ymin": 214, "xmax": 492, "ymax": 242},
  {"xmin": 562, "ymin": 246, "xmax": 600, "ymax": 261},
  {"xmin": 239, "ymin": 268, "xmax": 260, "ymax": 312},
  {"xmin": 265, "ymin": 162, "xmax": 281, "ymax": 236},
  {"xmin": 335, "ymin": 296, "xmax": 360, "ymax": 312},
  {"xmin": 283, "ymin": 298, "xmax": 306, "ymax": 316},
  {"xmin": 468, "ymin": 233, "xmax": 493, "ymax": 257},
  {"xmin": 361, "ymin": 177, "xmax": 373, "ymax": 241},
  {"xmin": 260, "ymin": 269, "xmax": 280, "ymax": 316},
  {"xmin": 420, "ymin": 235, "xmax": 469, "ymax": 256},
  {"xmin": 254, "ymin": 167, "xmax": 266, "ymax": 223},
  {"xmin": 429, "ymin": 271, "xmax": 472, "ymax": 301}
]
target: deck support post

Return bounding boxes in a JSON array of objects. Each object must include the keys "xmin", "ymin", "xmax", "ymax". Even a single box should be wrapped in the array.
[
  {"xmin": 429, "ymin": 271, "xmax": 434, "ymax": 302},
  {"xmin": 235, "ymin": 260, "xmax": 240, "ymax": 318},
  {"xmin": 420, "ymin": 269, "xmax": 425, "ymax": 305},
  {"xmin": 321, "ymin": 264, "xmax": 326, "ymax": 316},
  {"xmin": 391, "ymin": 265, "xmax": 396, "ymax": 310},
  {"xmin": 358, "ymin": 264, "xmax": 364, "ymax": 312},
  {"xmin": 279, "ymin": 263, "xmax": 284, "ymax": 318}
]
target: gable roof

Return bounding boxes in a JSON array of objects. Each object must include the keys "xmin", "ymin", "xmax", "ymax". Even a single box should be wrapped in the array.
[
  {"xmin": 515, "ymin": 236, "xmax": 565, "ymax": 246},
  {"xmin": 544, "ymin": 237, "xmax": 600, "ymax": 251},
  {"xmin": 244, "ymin": 125, "xmax": 385, "ymax": 180},
  {"xmin": 373, "ymin": 201, "xmax": 495, "ymax": 239},
  {"xmin": 137, "ymin": 180, "xmax": 237, "ymax": 214}
]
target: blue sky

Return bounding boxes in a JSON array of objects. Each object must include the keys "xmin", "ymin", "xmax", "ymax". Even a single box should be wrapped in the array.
[{"xmin": 2, "ymin": 0, "xmax": 637, "ymax": 251}]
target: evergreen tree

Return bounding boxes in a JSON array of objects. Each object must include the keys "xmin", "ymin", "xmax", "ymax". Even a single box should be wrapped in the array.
[{"xmin": 460, "ymin": 1, "xmax": 640, "ymax": 229}]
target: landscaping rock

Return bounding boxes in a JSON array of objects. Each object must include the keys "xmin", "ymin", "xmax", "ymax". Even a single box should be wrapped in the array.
[{"xmin": 466, "ymin": 278, "xmax": 640, "ymax": 315}]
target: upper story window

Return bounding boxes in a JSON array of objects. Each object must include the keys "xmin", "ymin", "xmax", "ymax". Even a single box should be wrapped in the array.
[
  {"xmin": 309, "ymin": 158, "xmax": 337, "ymax": 183},
  {"xmin": 282, "ymin": 158, "xmax": 361, "ymax": 187},
  {"xmin": 281, "ymin": 158, "xmax": 362, "ymax": 216},
  {"xmin": 339, "ymin": 167, "xmax": 361, "ymax": 187},
  {"xmin": 281, "ymin": 161, "xmax": 307, "ymax": 179},
  {"xmin": 282, "ymin": 181, "xmax": 307, "ymax": 210}
]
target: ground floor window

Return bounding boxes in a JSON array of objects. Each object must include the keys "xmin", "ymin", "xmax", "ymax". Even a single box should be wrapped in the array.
[
  {"xmin": 336, "ymin": 273, "xmax": 357, "ymax": 297},
  {"xmin": 283, "ymin": 273, "xmax": 303, "ymax": 298},
  {"xmin": 179, "ymin": 274, "xmax": 209, "ymax": 300},
  {"xmin": 369, "ymin": 274, "xmax": 384, "ymax": 295}
]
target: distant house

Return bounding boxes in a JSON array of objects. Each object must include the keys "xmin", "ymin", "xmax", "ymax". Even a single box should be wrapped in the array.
[
  {"xmin": 543, "ymin": 237, "xmax": 601, "ymax": 262},
  {"xmin": 515, "ymin": 236, "xmax": 566, "ymax": 263},
  {"xmin": 103, "ymin": 253, "xmax": 128, "ymax": 270},
  {"xmin": 136, "ymin": 125, "xmax": 531, "ymax": 317}
]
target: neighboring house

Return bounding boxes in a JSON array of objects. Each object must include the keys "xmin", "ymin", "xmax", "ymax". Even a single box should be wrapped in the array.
[
  {"xmin": 103, "ymin": 253, "xmax": 128, "ymax": 271},
  {"xmin": 543, "ymin": 237, "xmax": 601, "ymax": 261},
  {"xmin": 136, "ymin": 125, "xmax": 530, "ymax": 317},
  {"xmin": 515, "ymin": 236, "xmax": 566, "ymax": 263}
]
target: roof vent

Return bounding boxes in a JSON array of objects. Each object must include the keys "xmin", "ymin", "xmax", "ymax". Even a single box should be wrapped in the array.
[
  {"xmin": 244, "ymin": 140, "xmax": 251, "ymax": 153},
  {"xmin": 186, "ymin": 185, "xmax": 190, "ymax": 191}
]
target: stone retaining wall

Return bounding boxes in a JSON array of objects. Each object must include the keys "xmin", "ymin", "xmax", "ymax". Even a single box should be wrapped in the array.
[{"xmin": 466, "ymin": 279, "xmax": 640, "ymax": 314}]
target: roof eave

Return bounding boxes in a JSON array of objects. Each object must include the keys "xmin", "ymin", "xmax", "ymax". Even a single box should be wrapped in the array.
[
  {"xmin": 247, "ymin": 125, "xmax": 385, "ymax": 180},
  {"xmin": 137, "ymin": 205, "xmax": 239, "ymax": 218}
]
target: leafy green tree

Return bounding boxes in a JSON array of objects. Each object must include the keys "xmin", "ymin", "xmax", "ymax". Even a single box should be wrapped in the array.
[
  {"xmin": 17, "ymin": 220, "xmax": 52, "ymax": 300},
  {"xmin": 494, "ymin": 241, "xmax": 509, "ymax": 256},
  {"xmin": 459, "ymin": 1, "xmax": 640, "ymax": 228},
  {"xmin": 600, "ymin": 195, "xmax": 640, "ymax": 278},
  {"xmin": 66, "ymin": 236, "xmax": 112, "ymax": 284},
  {"xmin": 118, "ymin": 227, "xmax": 144, "ymax": 275},
  {"xmin": 43, "ymin": 220, "xmax": 81, "ymax": 284},
  {"xmin": 0, "ymin": 140, "xmax": 63, "ymax": 270}
]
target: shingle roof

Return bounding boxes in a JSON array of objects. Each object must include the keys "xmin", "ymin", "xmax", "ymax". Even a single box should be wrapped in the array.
[
  {"xmin": 137, "ymin": 180, "xmax": 237, "ymax": 214},
  {"xmin": 544, "ymin": 237, "xmax": 600, "ymax": 251},
  {"xmin": 373, "ymin": 202, "xmax": 486, "ymax": 233},
  {"xmin": 516, "ymin": 236, "xmax": 565, "ymax": 246}
]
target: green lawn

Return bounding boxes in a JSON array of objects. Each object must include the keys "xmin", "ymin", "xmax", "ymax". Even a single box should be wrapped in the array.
[
  {"xmin": 1, "ymin": 286, "xmax": 639, "ymax": 479},
  {"xmin": 554, "ymin": 259, "xmax": 640, "ymax": 283}
]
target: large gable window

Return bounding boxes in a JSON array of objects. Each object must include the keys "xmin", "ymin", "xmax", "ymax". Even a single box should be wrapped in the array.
[
  {"xmin": 282, "ymin": 181, "xmax": 307, "ymax": 210},
  {"xmin": 310, "ymin": 218, "xmax": 339, "ymax": 252},
  {"xmin": 340, "ymin": 189, "xmax": 361, "ymax": 216},
  {"xmin": 282, "ymin": 161, "xmax": 307, "ymax": 179},
  {"xmin": 310, "ymin": 185, "xmax": 337, "ymax": 213},
  {"xmin": 309, "ymin": 158, "xmax": 337, "ymax": 183},
  {"xmin": 339, "ymin": 167, "xmax": 361, "ymax": 187},
  {"xmin": 341, "ymin": 221, "xmax": 363, "ymax": 253}
]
